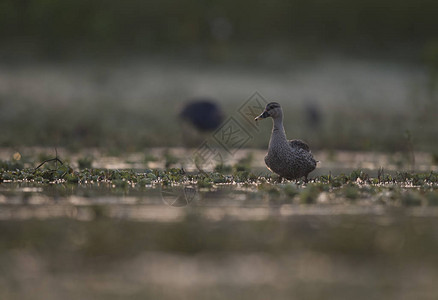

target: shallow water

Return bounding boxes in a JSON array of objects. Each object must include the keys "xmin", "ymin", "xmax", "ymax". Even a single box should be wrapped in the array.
[
  {"xmin": 1, "ymin": 148, "xmax": 438, "ymax": 300},
  {"xmin": 1, "ymin": 212, "xmax": 438, "ymax": 300},
  {"xmin": 1, "ymin": 147, "xmax": 437, "ymax": 221},
  {"xmin": 0, "ymin": 171, "xmax": 437, "ymax": 222}
]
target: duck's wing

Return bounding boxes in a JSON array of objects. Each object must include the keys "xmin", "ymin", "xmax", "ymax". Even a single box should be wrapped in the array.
[{"xmin": 288, "ymin": 139, "xmax": 311, "ymax": 152}]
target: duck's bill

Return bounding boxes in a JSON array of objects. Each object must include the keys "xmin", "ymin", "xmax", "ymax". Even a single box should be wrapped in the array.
[{"xmin": 254, "ymin": 110, "xmax": 269, "ymax": 121}]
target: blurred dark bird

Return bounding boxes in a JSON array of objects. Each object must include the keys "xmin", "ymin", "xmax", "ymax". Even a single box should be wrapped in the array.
[
  {"xmin": 304, "ymin": 100, "xmax": 323, "ymax": 129},
  {"xmin": 179, "ymin": 99, "xmax": 224, "ymax": 131}
]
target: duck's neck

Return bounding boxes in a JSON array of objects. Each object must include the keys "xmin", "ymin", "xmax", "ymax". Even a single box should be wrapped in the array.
[
  {"xmin": 269, "ymin": 116, "xmax": 287, "ymax": 148},
  {"xmin": 272, "ymin": 115, "xmax": 285, "ymax": 132}
]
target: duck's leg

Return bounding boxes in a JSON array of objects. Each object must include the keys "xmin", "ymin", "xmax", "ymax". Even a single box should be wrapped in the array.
[
  {"xmin": 303, "ymin": 175, "xmax": 309, "ymax": 184},
  {"xmin": 276, "ymin": 176, "xmax": 283, "ymax": 183}
]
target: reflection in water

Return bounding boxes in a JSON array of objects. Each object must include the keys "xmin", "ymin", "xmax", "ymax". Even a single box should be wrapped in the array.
[{"xmin": 160, "ymin": 185, "xmax": 198, "ymax": 207}]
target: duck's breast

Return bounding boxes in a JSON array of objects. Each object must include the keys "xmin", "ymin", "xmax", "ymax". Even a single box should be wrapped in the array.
[{"xmin": 265, "ymin": 146, "xmax": 316, "ymax": 179}]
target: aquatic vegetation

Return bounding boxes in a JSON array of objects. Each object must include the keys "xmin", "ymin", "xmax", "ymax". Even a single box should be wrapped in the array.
[
  {"xmin": 214, "ymin": 163, "xmax": 232, "ymax": 173},
  {"xmin": 77, "ymin": 156, "xmax": 94, "ymax": 169},
  {"xmin": 0, "ymin": 160, "xmax": 24, "ymax": 171},
  {"xmin": 0, "ymin": 157, "xmax": 437, "ymax": 209},
  {"xmin": 144, "ymin": 153, "xmax": 158, "ymax": 164},
  {"xmin": 432, "ymin": 152, "xmax": 438, "ymax": 164},
  {"xmin": 163, "ymin": 150, "xmax": 179, "ymax": 168},
  {"xmin": 299, "ymin": 184, "xmax": 321, "ymax": 204},
  {"xmin": 233, "ymin": 152, "xmax": 254, "ymax": 172}
]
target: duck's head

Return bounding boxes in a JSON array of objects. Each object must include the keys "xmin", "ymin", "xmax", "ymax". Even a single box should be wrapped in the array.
[{"xmin": 254, "ymin": 102, "xmax": 282, "ymax": 121}]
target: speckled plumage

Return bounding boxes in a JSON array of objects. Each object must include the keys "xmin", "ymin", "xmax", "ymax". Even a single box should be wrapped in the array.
[{"xmin": 255, "ymin": 102, "xmax": 317, "ymax": 180}]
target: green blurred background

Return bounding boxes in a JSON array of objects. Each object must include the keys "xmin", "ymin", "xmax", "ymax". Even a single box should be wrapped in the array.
[{"xmin": 1, "ymin": 0, "xmax": 437, "ymax": 152}]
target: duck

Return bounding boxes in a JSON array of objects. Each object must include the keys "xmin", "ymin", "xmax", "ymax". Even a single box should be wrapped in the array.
[{"xmin": 255, "ymin": 102, "xmax": 317, "ymax": 182}]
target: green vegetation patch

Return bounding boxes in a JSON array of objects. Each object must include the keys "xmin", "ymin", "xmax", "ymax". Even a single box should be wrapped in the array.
[{"xmin": 1, "ymin": 157, "xmax": 437, "ymax": 208}]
